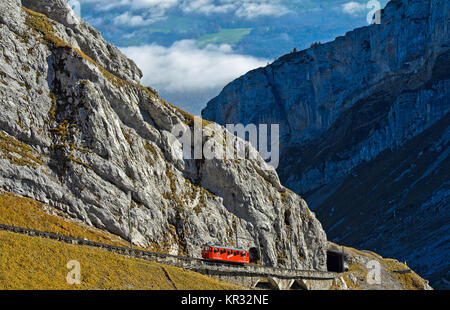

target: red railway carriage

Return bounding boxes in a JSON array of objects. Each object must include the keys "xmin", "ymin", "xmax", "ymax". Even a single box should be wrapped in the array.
[{"xmin": 201, "ymin": 243, "xmax": 250, "ymax": 264}]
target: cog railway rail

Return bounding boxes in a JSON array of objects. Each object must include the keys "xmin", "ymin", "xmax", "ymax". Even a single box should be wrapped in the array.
[{"xmin": 0, "ymin": 223, "xmax": 337, "ymax": 289}]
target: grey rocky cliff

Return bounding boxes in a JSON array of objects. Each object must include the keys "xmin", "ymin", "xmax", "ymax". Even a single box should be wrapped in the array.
[
  {"xmin": 0, "ymin": 0, "xmax": 328, "ymax": 270},
  {"xmin": 203, "ymin": 0, "xmax": 449, "ymax": 288},
  {"xmin": 20, "ymin": 0, "xmax": 142, "ymax": 84}
]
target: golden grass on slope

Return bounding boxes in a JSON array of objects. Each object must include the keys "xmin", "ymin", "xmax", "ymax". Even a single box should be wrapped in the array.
[
  {"xmin": 0, "ymin": 192, "xmax": 130, "ymax": 247},
  {"xmin": 336, "ymin": 243, "xmax": 430, "ymax": 290},
  {"xmin": 341, "ymin": 262, "xmax": 366, "ymax": 290},
  {"xmin": 0, "ymin": 131, "xmax": 43, "ymax": 168},
  {"xmin": 380, "ymin": 258, "xmax": 428, "ymax": 290},
  {"xmin": 0, "ymin": 230, "xmax": 244, "ymax": 290}
]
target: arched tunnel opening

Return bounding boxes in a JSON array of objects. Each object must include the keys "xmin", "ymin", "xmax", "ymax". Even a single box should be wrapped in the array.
[
  {"xmin": 327, "ymin": 250, "xmax": 345, "ymax": 273},
  {"xmin": 249, "ymin": 247, "xmax": 260, "ymax": 264}
]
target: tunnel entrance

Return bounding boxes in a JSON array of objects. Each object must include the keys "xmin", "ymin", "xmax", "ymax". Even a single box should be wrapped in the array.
[
  {"xmin": 327, "ymin": 250, "xmax": 345, "ymax": 273},
  {"xmin": 249, "ymin": 247, "xmax": 260, "ymax": 264}
]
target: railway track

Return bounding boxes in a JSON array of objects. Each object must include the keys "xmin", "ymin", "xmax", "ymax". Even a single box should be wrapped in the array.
[
  {"xmin": 0, "ymin": 223, "xmax": 336, "ymax": 280},
  {"xmin": 0, "ymin": 223, "xmax": 212, "ymax": 266}
]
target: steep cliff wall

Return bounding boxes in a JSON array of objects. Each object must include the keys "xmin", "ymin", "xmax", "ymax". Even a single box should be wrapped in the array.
[
  {"xmin": 0, "ymin": 0, "xmax": 328, "ymax": 270},
  {"xmin": 202, "ymin": 0, "xmax": 449, "ymax": 288}
]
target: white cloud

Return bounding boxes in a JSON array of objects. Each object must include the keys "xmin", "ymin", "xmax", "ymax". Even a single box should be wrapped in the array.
[
  {"xmin": 80, "ymin": 0, "xmax": 291, "ymax": 19},
  {"xmin": 113, "ymin": 12, "xmax": 157, "ymax": 27},
  {"xmin": 121, "ymin": 40, "xmax": 267, "ymax": 93},
  {"xmin": 81, "ymin": 0, "xmax": 175, "ymax": 26},
  {"xmin": 181, "ymin": 0, "xmax": 291, "ymax": 18},
  {"xmin": 130, "ymin": 0, "xmax": 179, "ymax": 10},
  {"xmin": 180, "ymin": 0, "xmax": 235, "ymax": 15},
  {"xmin": 81, "ymin": 0, "xmax": 179, "ymax": 11},
  {"xmin": 342, "ymin": 1, "xmax": 367, "ymax": 16},
  {"xmin": 235, "ymin": 2, "xmax": 290, "ymax": 19}
]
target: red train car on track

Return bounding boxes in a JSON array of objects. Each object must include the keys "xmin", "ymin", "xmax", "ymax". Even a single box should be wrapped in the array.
[{"xmin": 201, "ymin": 243, "xmax": 250, "ymax": 264}]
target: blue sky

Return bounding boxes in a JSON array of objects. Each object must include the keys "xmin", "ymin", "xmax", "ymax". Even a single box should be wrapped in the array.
[{"xmin": 71, "ymin": 0, "xmax": 389, "ymax": 114}]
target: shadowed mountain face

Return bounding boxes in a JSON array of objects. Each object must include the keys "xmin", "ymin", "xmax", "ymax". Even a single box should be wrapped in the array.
[{"xmin": 202, "ymin": 0, "xmax": 450, "ymax": 289}]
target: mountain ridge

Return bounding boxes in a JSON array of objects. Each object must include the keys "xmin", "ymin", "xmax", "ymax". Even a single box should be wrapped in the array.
[{"xmin": 202, "ymin": 0, "xmax": 449, "ymax": 288}]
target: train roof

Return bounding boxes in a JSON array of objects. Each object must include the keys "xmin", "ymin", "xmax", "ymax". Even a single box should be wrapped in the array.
[{"xmin": 204, "ymin": 243, "xmax": 248, "ymax": 252}]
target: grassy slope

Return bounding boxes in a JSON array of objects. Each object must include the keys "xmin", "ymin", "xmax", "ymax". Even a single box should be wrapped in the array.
[
  {"xmin": 328, "ymin": 242, "xmax": 431, "ymax": 290},
  {"xmin": 0, "ymin": 192, "xmax": 131, "ymax": 247},
  {"xmin": 0, "ymin": 8, "xmax": 246, "ymax": 290},
  {"xmin": 0, "ymin": 192, "xmax": 245, "ymax": 289},
  {"xmin": 0, "ymin": 230, "xmax": 243, "ymax": 290}
]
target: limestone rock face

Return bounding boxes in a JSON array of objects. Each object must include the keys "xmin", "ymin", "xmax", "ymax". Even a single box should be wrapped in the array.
[
  {"xmin": 0, "ymin": 0, "xmax": 328, "ymax": 270},
  {"xmin": 20, "ymin": 0, "xmax": 142, "ymax": 84},
  {"xmin": 202, "ymin": 0, "xmax": 449, "ymax": 288}
]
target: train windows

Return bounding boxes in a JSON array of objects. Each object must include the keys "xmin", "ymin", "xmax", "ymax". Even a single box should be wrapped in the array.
[
  {"xmin": 234, "ymin": 251, "xmax": 239, "ymax": 256},
  {"xmin": 227, "ymin": 250, "xmax": 231, "ymax": 255},
  {"xmin": 213, "ymin": 249, "xmax": 219, "ymax": 254}
]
